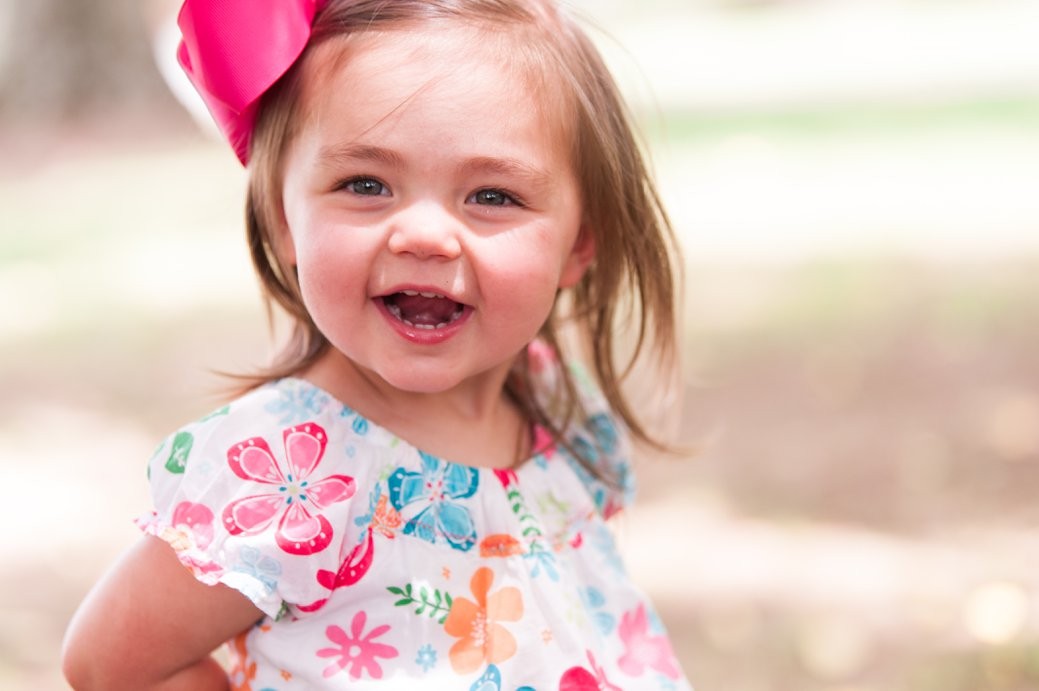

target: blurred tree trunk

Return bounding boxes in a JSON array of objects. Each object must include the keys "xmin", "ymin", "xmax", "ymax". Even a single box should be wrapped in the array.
[{"xmin": 0, "ymin": 0, "xmax": 180, "ymax": 124}]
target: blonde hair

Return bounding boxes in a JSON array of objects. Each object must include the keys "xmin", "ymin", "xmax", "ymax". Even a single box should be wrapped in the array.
[{"xmin": 242, "ymin": 0, "xmax": 681, "ymax": 480}]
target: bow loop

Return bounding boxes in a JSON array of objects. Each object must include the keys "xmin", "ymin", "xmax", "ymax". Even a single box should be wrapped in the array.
[{"xmin": 177, "ymin": 0, "xmax": 323, "ymax": 164}]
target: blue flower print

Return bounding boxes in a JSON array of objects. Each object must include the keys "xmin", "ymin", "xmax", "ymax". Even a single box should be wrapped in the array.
[
  {"xmin": 588, "ymin": 522, "xmax": 626, "ymax": 576},
  {"xmin": 339, "ymin": 404, "xmax": 371, "ymax": 435},
  {"xmin": 647, "ymin": 606, "xmax": 668, "ymax": 636},
  {"xmin": 657, "ymin": 676, "xmax": 678, "ymax": 691},
  {"xmin": 469, "ymin": 664, "xmax": 501, "ymax": 691},
  {"xmin": 571, "ymin": 436, "xmax": 599, "ymax": 466},
  {"xmin": 388, "ymin": 451, "xmax": 479, "ymax": 551},
  {"xmin": 415, "ymin": 643, "xmax": 437, "ymax": 673},
  {"xmin": 232, "ymin": 545, "xmax": 282, "ymax": 593},
  {"xmin": 586, "ymin": 412, "xmax": 619, "ymax": 454},
  {"xmin": 580, "ymin": 586, "xmax": 616, "ymax": 635},
  {"xmin": 562, "ymin": 441, "xmax": 609, "ymax": 514},
  {"xmin": 524, "ymin": 548, "xmax": 560, "ymax": 582},
  {"xmin": 354, "ymin": 482, "xmax": 384, "ymax": 541},
  {"xmin": 265, "ymin": 383, "xmax": 329, "ymax": 425}
]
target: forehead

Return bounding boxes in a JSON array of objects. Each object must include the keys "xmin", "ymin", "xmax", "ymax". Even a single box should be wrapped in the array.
[{"xmin": 293, "ymin": 24, "xmax": 573, "ymax": 153}]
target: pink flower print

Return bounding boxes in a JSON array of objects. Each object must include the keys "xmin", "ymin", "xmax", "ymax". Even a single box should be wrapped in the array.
[
  {"xmin": 617, "ymin": 604, "xmax": 681, "ymax": 680},
  {"xmin": 222, "ymin": 422, "xmax": 356, "ymax": 555},
  {"xmin": 527, "ymin": 339, "xmax": 558, "ymax": 372},
  {"xmin": 560, "ymin": 650, "xmax": 621, "ymax": 691},
  {"xmin": 170, "ymin": 501, "xmax": 215, "ymax": 549},
  {"xmin": 317, "ymin": 611, "xmax": 399, "ymax": 680},
  {"xmin": 532, "ymin": 424, "xmax": 556, "ymax": 457}
]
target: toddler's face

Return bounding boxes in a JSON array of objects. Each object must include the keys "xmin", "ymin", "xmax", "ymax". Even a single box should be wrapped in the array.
[{"xmin": 278, "ymin": 26, "xmax": 593, "ymax": 396}]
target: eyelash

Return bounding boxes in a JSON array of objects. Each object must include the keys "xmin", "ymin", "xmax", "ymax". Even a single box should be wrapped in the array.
[
  {"xmin": 468, "ymin": 188, "xmax": 525, "ymax": 208},
  {"xmin": 337, "ymin": 176, "xmax": 388, "ymax": 196},
  {"xmin": 334, "ymin": 177, "xmax": 526, "ymax": 208}
]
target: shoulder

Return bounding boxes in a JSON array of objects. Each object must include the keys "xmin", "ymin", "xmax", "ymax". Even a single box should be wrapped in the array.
[
  {"xmin": 527, "ymin": 342, "xmax": 636, "ymax": 518},
  {"xmin": 139, "ymin": 379, "xmax": 395, "ymax": 616},
  {"xmin": 147, "ymin": 379, "xmax": 329, "ymax": 477}
]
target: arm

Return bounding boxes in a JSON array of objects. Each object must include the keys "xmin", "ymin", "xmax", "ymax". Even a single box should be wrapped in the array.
[{"xmin": 62, "ymin": 534, "xmax": 265, "ymax": 691}]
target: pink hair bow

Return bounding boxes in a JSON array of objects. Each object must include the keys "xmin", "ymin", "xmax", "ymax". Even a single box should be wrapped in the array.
[{"xmin": 177, "ymin": 0, "xmax": 324, "ymax": 164}]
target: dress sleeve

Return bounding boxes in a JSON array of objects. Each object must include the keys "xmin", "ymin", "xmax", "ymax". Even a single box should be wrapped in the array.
[
  {"xmin": 135, "ymin": 395, "xmax": 364, "ymax": 619},
  {"xmin": 563, "ymin": 361, "xmax": 637, "ymax": 519}
]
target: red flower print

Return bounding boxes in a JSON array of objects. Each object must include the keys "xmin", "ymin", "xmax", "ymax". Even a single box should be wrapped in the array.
[
  {"xmin": 493, "ymin": 468, "xmax": 518, "ymax": 489},
  {"xmin": 222, "ymin": 422, "xmax": 355, "ymax": 555},
  {"xmin": 617, "ymin": 604, "xmax": 681, "ymax": 680},
  {"xmin": 560, "ymin": 650, "xmax": 621, "ymax": 690},
  {"xmin": 316, "ymin": 611, "xmax": 398, "ymax": 680}
]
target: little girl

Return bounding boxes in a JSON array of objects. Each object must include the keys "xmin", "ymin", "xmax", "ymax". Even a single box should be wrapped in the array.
[{"xmin": 63, "ymin": 0, "xmax": 690, "ymax": 689}]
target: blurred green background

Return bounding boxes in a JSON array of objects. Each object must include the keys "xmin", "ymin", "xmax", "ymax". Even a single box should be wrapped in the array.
[{"xmin": 3, "ymin": 0, "xmax": 1039, "ymax": 689}]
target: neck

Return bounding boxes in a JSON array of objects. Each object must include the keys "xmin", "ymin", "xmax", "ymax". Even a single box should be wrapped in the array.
[{"xmin": 300, "ymin": 349, "xmax": 528, "ymax": 469}]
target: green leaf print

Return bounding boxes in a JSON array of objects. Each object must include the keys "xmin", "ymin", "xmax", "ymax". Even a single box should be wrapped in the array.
[
  {"xmin": 386, "ymin": 582, "xmax": 454, "ymax": 624},
  {"xmin": 164, "ymin": 431, "xmax": 194, "ymax": 474},
  {"xmin": 507, "ymin": 487, "xmax": 547, "ymax": 543}
]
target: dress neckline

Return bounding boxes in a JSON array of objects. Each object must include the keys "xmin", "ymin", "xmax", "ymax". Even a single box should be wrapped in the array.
[{"xmin": 277, "ymin": 376, "xmax": 555, "ymax": 477}]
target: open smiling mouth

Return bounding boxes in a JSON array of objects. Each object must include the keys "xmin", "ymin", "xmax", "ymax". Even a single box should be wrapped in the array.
[{"xmin": 381, "ymin": 290, "xmax": 467, "ymax": 330}]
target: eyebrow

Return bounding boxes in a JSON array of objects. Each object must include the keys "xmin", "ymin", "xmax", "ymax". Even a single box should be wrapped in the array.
[
  {"xmin": 316, "ymin": 145, "xmax": 553, "ymax": 191},
  {"xmin": 458, "ymin": 156, "xmax": 553, "ymax": 192},
  {"xmin": 317, "ymin": 143, "xmax": 406, "ymax": 170}
]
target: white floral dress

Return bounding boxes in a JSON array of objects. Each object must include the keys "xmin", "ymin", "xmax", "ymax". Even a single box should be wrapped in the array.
[{"xmin": 137, "ymin": 353, "xmax": 693, "ymax": 690}]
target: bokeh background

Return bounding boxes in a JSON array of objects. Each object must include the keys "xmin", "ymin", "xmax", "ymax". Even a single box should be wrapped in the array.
[{"xmin": 3, "ymin": 0, "xmax": 1039, "ymax": 689}]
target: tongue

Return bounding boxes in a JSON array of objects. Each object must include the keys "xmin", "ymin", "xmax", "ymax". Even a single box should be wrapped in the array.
[{"xmin": 390, "ymin": 294, "xmax": 460, "ymax": 326}]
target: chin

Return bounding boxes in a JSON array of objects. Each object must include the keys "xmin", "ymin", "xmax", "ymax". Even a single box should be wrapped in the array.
[{"xmin": 374, "ymin": 366, "xmax": 467, "ymax": 396}]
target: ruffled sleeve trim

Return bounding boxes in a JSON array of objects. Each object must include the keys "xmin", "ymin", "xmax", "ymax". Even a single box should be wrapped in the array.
[
  {"xmin": 138, "ymin": 382, "xmax": 385, "ymax": 619},
  {"xmin": 136, "ymin": 510, "xmax": 286, "ymax": 619}
]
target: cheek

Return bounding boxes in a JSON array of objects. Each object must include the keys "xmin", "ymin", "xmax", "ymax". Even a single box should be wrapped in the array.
[
  {"xmin": 479, "ymin": 241, "xmax": 568, "ymax": 313},
  {"xmin": 293, "ymin": 234, "xmax": 360, "ymax": 303}
]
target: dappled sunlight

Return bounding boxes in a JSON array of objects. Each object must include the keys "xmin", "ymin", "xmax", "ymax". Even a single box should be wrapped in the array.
[{"xmin": 963, "ymin": 582, "xmax": 1030, "ymax": 647}]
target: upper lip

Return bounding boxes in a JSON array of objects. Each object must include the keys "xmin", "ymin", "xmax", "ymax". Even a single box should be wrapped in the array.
[{"xmin": 377, "ymin": 285, "xmax": 469, "ymax": 305}]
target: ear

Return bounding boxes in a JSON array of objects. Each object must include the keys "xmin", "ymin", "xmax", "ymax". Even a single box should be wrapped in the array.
[{"xmin": 558, "ymin": 224, "xmax": 596, "ymax": 289}]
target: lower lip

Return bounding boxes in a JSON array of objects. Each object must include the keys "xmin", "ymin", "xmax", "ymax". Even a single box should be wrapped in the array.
[{"xmin": 374, "ymin": 300, "xmax": 473, "ymax": 345}]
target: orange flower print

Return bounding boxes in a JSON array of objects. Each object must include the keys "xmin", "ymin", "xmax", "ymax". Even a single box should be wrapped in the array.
[
  {"xmin": 371, "ymin": 494, "xmax": 402, "ymax": 538},
  {"xmin": 479, "ymin": 533, "xmax": 524, "ymax": 558},
  {"xmin": 227, "ymin": 631, "xmax": 256, "ymax": 691},
  {"xmin": 443, "ymin": 567, "xmax": 523, "ymax": 674}
]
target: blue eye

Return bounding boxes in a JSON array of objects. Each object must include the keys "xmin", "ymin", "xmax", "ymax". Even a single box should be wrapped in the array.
[
  {"xmin": 469, "ymin": 189, "xmax": 516, "ymax": 207},
  {"xmin": 344, "ymin": 178, "xmax": 386, "ymax": 196}
]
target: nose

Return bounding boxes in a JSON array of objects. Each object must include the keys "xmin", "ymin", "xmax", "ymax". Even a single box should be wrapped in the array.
[{"xmin": 386, "ymin": 201, "xmax": 463, "ymax": 260}]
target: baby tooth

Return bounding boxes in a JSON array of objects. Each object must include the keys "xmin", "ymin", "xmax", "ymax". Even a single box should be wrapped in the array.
[
  {"xmin": 402, "ymin": 290, "xmax": 419, "ymax": 296},
  {"xmin": 419, "ymin": 291, "xmax": 440, "ymax": 298}
]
